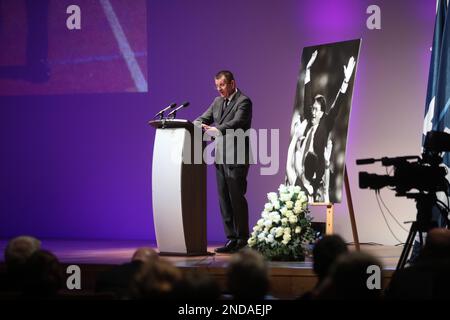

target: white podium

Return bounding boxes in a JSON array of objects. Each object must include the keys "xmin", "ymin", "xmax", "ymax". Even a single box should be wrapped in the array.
[{"xmin": 149, "ymin": 119, "xmax": 207, "ymax": 255}]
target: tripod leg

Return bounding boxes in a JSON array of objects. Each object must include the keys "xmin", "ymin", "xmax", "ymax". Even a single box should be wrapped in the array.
[{"xmin": 396, "ymin": 223, "xmax": 417, "ymax": 270}]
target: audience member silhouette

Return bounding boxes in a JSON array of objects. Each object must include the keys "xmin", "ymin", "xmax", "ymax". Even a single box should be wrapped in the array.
[
  {"xmin": 129, "ymin": 258, "xmax": 183, "ymax": 299},
  {"xmin": 385, "ymin": 228, "xmax": 450, "ymax": 299},
  {"xmin": 315, "ymin": 251, "xmax": 383, "ymax": 300},
  {"xmin": 96, "ymin": 247, "xmax": 158, "ymax": 299},
  {"xmin": 175, "ymin": 269, "xmax": 221, "ymax": 301},
  {"xmin": 1, "ymin": 235, "xmax": 41, "ymax": 291},
  {"xmin": 21, "ymin": 249, "xmax": 63, "ymax": 298},
  {"xmin": 226, "ymin": 249, "xmax": 270, "ymax": 300},
  {"xmin": 298, "ymin": 235, "xmax": 348, "ymax": 299}
]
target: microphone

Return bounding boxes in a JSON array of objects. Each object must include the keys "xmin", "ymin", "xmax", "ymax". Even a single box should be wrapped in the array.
[
  {"xmin": 167, "ymin": 101, "xmax": 190, "ymax": 118},
  {"xmin": 154, "ymin": 103, "xmax": 177, "ymax": 119},
  {"xmin": 356, "ymin": 158, "xmax": 376, "ymax": 165}
]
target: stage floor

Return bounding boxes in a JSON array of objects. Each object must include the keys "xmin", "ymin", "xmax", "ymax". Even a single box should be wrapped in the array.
[
  {"xmin": 0, "ymin": 239, "xmax": 401, "ymax": 298},
  {"xmin": 0, "ymin": 239, "xmax": 401, "ymax": 268}
]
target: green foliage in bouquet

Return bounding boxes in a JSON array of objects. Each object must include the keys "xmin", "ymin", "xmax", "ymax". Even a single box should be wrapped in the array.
[{"xmin": 248, "ymin": 184, "xmax": 315, "ymax": 261}]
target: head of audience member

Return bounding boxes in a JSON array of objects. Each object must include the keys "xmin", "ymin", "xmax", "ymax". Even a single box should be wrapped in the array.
[
  {"xmin": 419, "ymin": 228, "xmax": 450, "ymax": 262},
  {"xmin": 131, "ymin": 247, "xmax": 159, "ymax": 263},
  {"xmin": 313, "ymin": 235, "xmax": 348, "ymax": 283},
  {"xmin": 316, "ymin": 251, "xmax": 383, "ymax": 300},
  {"xmin": 226, "ymin": 249, "xmax": 270, "ymax": 300},
  {"xmin": 176, "ymin": 270, "xmax": 221, "ymax": 301},
  {"xmin": 22, "ymin": 250, "xmax": 63, "ymax": 298},
  {"xmin": 4, "ymin": 236, "xmax": 41, "ymax": 286},
  {"xmin": 129, "ymin": 258, "xmax": 182, "ymax": 299}
]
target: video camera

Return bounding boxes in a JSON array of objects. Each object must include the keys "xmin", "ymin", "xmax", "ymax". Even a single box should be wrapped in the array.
[
  {"xmin": 357, "ymin": 131, "xmax": 450, "ymax": 270},
  {"xmin": 356, "ymin": 131, "xmax": 450, "ymax": 196}
]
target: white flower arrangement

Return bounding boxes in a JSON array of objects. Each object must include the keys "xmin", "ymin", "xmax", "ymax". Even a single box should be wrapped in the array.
[{"xmin": 248, "ymin": 184, "xmax": 315, "ymax": 261}]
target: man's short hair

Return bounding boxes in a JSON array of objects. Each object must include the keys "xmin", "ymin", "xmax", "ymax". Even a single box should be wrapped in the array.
[
  {"xmin": 215, "ymin": 70, "xmax": 235, "ymax": 83},
  {"xmin": 227, "ymin": 249, "xmax": 269, "ymax": 299},
  {"xmin": 313, "ymin": 235, "xmax": 348, "ymax": 281},
  {"xmin": 5, "ymin": 236, "xmax": 41, "ymax": 269},
  {"xmin": 132, "ymin": 247, "xmax": 159, "ymax": 263},
  {"xmin": 130, "ymin": 259, "xmax": 183, "ymax": 299},
  {"xmin": 313, "ymin": 94, "xmax": 327, "ymax": 112}
]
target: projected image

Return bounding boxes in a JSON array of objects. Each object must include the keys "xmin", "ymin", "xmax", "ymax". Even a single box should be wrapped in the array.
[
  {"xmin": 0, "ymin": 0, "xmax": 147, "ymax": 95},
  {"xmin": 285, "ymin": 39, "xmax": 361, "ymax": 203}
]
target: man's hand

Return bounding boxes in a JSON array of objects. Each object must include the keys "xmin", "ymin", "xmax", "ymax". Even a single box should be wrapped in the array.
[
  {"xmin": 307, "ymin": 50, "xmax": 318, "ymax": 69},
  {"xmin": 202, "ymin": 124, "xmax": 220, "ymax": 137},
  {"xmin": 343, "ymin": 56, "xmax": 356, "ymax": 83}
]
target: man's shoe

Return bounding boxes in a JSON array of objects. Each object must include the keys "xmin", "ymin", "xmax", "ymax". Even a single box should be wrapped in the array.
[
  {"xmin": 232, "ymin": 239, "xmax": 248, "ymax": 253},
  {"xmin": 214, "ymin": 240, "xmax": 237, "ymax": 253}
]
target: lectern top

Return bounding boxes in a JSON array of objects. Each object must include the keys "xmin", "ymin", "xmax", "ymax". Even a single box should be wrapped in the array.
[{"xmin": 148, "ymin": 119, "xmax": 195, "ymax": 130}]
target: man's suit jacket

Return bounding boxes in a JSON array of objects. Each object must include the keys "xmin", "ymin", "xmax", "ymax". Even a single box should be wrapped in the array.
[
  {"xmin": 301, "ymin": 80, "xmax": 346, "ymax": 191},
  {"xmin": 193, "ymin": 90, "xmax": 253, "ymax": 165}
]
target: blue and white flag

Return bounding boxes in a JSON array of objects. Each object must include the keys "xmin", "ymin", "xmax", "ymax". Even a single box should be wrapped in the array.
[
  {"xmin": 423, "ymin": 0, "xmax": 448, "ymax": 152},
  {"xmin": 422, "ymin": 0, "xmax": 450, "ymax": 230}
]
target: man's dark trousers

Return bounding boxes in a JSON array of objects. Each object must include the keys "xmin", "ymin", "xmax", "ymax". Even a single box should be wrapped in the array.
[{"xmin": 215, "ymin": 163, "xmax": 249, "ymax": 241}]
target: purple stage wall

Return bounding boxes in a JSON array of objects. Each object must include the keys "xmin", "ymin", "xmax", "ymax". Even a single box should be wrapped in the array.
[{"xmin": 0, "ymin": 0, "xmax": 436, "ymax": 244}]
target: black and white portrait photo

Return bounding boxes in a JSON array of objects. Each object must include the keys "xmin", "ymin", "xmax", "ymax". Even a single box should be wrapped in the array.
[{"xmin": 285, "ymin": 40, "xmax": 361, "ymax": 203}]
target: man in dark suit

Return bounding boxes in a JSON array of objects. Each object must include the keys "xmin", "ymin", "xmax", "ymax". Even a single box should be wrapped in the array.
[{"xmin": 194, "ymin": 70, "xmax": 252, "ymax": 253}]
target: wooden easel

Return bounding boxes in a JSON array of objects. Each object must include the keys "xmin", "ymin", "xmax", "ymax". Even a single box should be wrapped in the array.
[{"xmin": 311, "ymin": 165, "xmax": 360, "ymax": 251}]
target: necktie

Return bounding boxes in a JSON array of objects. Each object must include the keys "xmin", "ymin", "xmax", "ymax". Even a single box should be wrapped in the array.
[
  {"xmin": 302, "ymin": 126, "xmax": 315, "ymax": 165},
  {"xmin": 221, "ymin": 98, "xmax": 228, "ymax": 117}
]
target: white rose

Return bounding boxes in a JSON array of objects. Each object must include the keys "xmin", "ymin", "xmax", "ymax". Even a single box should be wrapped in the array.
[
  {"xmin": 273, "ymin": 200, "xmax": 281, "ymax": 210},
  {"xmin": 270, "ymin": 227, "xmax": 277, "ymax": 235},
  {"xmin": 266, "ymin": 234, "xmax": 274, "ymax": 243},
  {"xmin": 293, "ymin": 206, "xmax": 302, "ymax": 214},
  {"xmin": 278, "ymin": 184, "xmax": 288, "ymax": 194},
  {"xmin": 257, "ymin": 218, "xmax": 264, "ymax": 226},
  {"xmin": 275, "ymin": 227, "xmax": 284, "ymax": 238},
  {"xmin": 253, "ymin": 226, "xmax": 260, "ymax": 232},
  {"xmin": 264, "ymin": 220, "xmax": 272, "ymax": 228},
  {"xmin": 295, "ymin": 226, "xmax": 302, "ymax": 233},
  {"xmin": 293, "ymin": 186, "xmax": 301, "ymax": 193},
  {"xmin": 282, "ymin": 233, "xmax": 291, "ymax": 244},
  {"xmin": 264, "ymin": 203, "xmax": 273, "ymax": 212},
  {"xmin": 285, "ymin": 201, "xmax": 294, "ymax": 209},
  {"xmin": 284, "ymin": 227, "xmax": 291, "ymax": 234},
  {"xmin": 272, "ymin": 213, "xmax": 281, "ymax": 223},
  {"xmin": 267, "ymin": 192, "xmax": 278, "ymax": 202},
  {"xmin": 289, "ymin": 215, "xmax": 298, "ymax": 224},
  {"xmin": 248, "ymin": 238, "xmax": 256, "ymax": 246},
  {"xmin": 281, "ymin": 218, "xmax": 288, "ymax": 226},
  {"xmin": 280, "ymin": 207, "xmax": 288, "ymax": 216},
  {"xmin": 285, "ymin": 210, "xmax": 293, "ymax": 218},
  {"xmin": 258, "ymin": 232, "xmax": 267, "ymax": 242}
]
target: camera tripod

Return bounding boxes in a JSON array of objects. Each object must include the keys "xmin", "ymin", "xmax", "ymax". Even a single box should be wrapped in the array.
[{"xmin": 396, "ymin": 192, "xmax": 449, "ymax": 270}]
